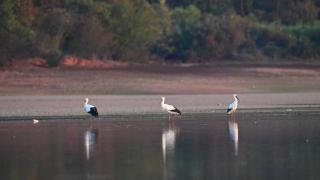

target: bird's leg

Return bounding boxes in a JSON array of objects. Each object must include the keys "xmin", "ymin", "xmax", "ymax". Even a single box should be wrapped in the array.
[
  {"xmin": 172, "ymin": 118, "xmax": 176, "ymax": 129},
  {"xmin": 90, "ymin": 117, "xmax": 94, "ymax": 127}
]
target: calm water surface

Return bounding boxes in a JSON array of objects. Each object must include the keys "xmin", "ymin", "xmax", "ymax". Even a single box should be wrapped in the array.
[{"xmin": 0, "ymin": 112, "xmax": 320, "ymax": 180}]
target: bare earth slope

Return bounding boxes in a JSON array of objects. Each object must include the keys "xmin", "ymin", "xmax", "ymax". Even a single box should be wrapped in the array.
[
  {"xmin": 1, "ymin": 64, "xmax": 320, "ymax": 118},
  {"xmin": 0, "ymin": 93, "xmax": 320, "ymax": 118},
  {"xmin": 1, "ymin": 64, "xmax": 320, "ymax": 95}
]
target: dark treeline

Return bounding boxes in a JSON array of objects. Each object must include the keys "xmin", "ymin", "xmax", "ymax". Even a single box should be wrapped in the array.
[{"xmin": 1, "ymin": 0, "xmax": 320, "ymax": 66}]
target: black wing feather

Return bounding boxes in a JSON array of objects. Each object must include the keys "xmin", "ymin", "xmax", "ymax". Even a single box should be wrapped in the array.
[
  {"xmin": 170, "ymin": 107, "xmax": 182, "ymax": 115},
  {"xmin": 89, "ymin": 107, "xmax": 99, "ymax": 117}
]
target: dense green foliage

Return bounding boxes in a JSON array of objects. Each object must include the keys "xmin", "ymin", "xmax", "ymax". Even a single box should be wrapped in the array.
[{"xmin": 0, "ymin": 0, "xmax": 320, "ymax": 65}]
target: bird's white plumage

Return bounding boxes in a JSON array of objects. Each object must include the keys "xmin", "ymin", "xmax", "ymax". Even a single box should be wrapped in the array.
[
  {"xmin": 84, "ymin": 104, "xmax": 95, "ymax": 113},
  {"xmin": 83, "ymin": 98, "xmax": 99, "ymax": 117},
  {"xmin": 162, "ymin": 103, "xmax": 176, "ymax": 111},
  {"xmin": 228, "ymin": 101, "xmax": 236, "ymax": 110},
  {"xmin": 161, "ymin": 97, "xmax": 181, "ymax": 115},
  {"xmin": 227, "ymin": 94, "xmax": 239, "ymax": 114}
]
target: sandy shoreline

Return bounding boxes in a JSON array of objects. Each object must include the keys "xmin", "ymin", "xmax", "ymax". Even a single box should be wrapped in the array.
[
  {"xmin": 1, "ymin": 64, "xmax": 320, "ymax": 95},
  {"xmin": 1, "ymin": 93, "xmax": 320, "ymax": 119}
]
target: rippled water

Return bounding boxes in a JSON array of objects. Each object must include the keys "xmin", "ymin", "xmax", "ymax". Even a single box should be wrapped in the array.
[{"xmin": 0, "ymin": 112, "xmax": 320, "ymax": 180}]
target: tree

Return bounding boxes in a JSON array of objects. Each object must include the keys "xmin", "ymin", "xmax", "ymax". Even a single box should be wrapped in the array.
[
  {"xmin": 160, "ymin": 5, "xmax": 202, "ymax": 60},
  {"xmin": 62, "ymin": 0, "xmax": 113, "ymax": 59},
  {"xmin": 233, "ymin": 0, "xmax": 252, "ymax": 16},
  {"xmin": 110, "ymin": 0, "xmax": 165, "ymax": 61},
  {"xmin": 35, "ymin": 8, "xmax": 72, "ymax": 55},
  {"xmin": 252, "ymin": 0, "xmax": 319, "ymax": 24},
  {"xmin": 0, "ymin": 0, "xmax": 34, "ymax": 64}
]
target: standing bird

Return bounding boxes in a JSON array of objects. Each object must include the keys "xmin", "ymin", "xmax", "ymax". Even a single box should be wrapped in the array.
[
  {"xmin": 83, "ymin": 98, "xmax": 99, "ymax": 117},
  {"xmin": 161, "ymin": 97, "xmax": 182, "ymax": 118},
  {"xmin": 227, "ymin": 94, "xmax": 239, "ymax": 115}
]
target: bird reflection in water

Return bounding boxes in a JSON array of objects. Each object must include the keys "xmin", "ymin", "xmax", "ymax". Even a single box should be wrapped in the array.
[
  {"xmin": 162, "ymin": 119, "xmax": 179, "ymax": 162},
  {"xmin": 228, "ymin": 119, "xmax": 239, "ymax": 156},
  {"xmin": 162, "ymin": 119, "xmax": 179, "ymax": 180},
  {"xmin": 84, "ymin": 127, "xmax": 99, "ymax": 160}
]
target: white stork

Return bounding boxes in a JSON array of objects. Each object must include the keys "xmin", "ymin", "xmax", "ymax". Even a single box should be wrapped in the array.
[
  {"xmin": 227, "ymin": 94, "xmax": 239, "ymax": 115},
  {"xmin": 161, "ymin": 97, "xmax": 182, "ymax": 117},
  {"xmin": 83, "ymin": 98, "xmax": 99, "ymax": 117}
]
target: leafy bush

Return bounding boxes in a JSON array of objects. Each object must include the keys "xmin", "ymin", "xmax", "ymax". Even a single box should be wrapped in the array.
[
  {"xmin": 1, "ymin": 0, "xmax": 320, "ymax": 64},
  {"xmin": 35, "ymin": 8, "xmax": 73, "ymax": 55},
  {"xmin": 152, "ymin": 5, "xmax": 202, "ymax": 60},
  {"xmin": 110, "ymin": 0, "xmax": 166, "ymax": 61},
  {"xmin": 0, "ymin": 0, "xmax": 35, "ymax": 61},
  {"xmin": 63, "ymin": 13, "xmax": 113, "ymax": 59},
  {"xmin": 46, "ymin": 51, "xmax": 62, "ymax": 67}
]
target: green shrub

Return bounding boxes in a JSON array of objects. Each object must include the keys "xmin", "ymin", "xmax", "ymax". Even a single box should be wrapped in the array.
[
  {"xmin": 1, "ymin": 0, "xmax": 320, "ymax": 64},
  {"xmin": 35, "ymin": 8, "xmax": 73, "ymax": 55},
  {"xmin": 46, "ymin": 51, "xmax": 62, "ymax": 67},
  {"xmin": 110, "ymin": 0, "xmax": 166, "ymax": 61}
]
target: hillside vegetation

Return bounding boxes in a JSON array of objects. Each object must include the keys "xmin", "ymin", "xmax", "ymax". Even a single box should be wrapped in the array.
[{"xmin": 1, "ymin": 0, "xmax": 320, "ymax": 66}]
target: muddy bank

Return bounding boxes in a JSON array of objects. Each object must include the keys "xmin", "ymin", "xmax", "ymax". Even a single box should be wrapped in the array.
[
  {"xmin": 0, "ymin": 93, "xmax": 320, "ymax": 118},
  {"xmin": 1, "ymin": 64, "xmax": 320, "ymax": 95}
]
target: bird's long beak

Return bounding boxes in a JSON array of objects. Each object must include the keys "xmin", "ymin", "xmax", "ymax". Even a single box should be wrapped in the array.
[{"xmin": 236, "ymin": 96, "xmax": 240, "ymax": 101}]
